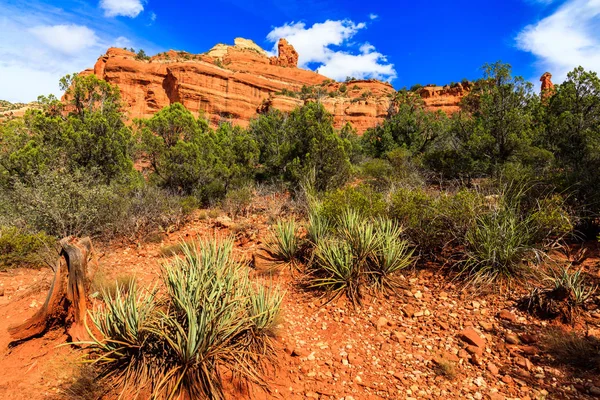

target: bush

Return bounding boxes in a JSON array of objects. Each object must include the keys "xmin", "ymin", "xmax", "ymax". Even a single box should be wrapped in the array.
[
  {"xmin": 1, "ymin": 173, "xmax": 192, "ymax": 240},
  {"xmin": 321, "ymin": 184, "xmax": 387, "ymax": 222},
  {"xmin": 4, "ymin": 170, "xmax": 126, "ymax": 238},
  {"xmin": 388, "ymin": 187, "xmax": 485, "ymax": 253},
  {"xmin": 87, "ymin": 237, "xmax": 283, "ymax": 399},
  {"xmin": 222, "ymin": 185, "xmax": 254, "ymax": 218},
  {"xmin": 460, "ymin": 207, "xmax": 542, "ymax": 284},
  {"xmin": 0, "ymin": 226, "xmax": 55, "ymax": 270}
]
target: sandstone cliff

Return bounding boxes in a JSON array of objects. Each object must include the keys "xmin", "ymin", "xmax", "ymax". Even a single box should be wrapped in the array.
[{"xmin": 76, "ymin": 38, "xmax": 467, "ymax": 133}]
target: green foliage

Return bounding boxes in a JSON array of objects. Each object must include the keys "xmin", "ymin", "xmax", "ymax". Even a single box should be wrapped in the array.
[
  {"xmin": 86, "ymin": 237, "xmax": 283, "ymax": 399},
  {"xmin": 261, "ymin": 219, "xmax": 302, "ymax": 265},
  {"xmin": 139, "ymin": 104, "xmax": 257, "ymax": 202},
  {"xmin": 388, "ymin": 187, "xmax": 485, "ymax": 253},
  {"xmin": 361, "ymin": 91, "xmax": 450, "ymax": 158},
  {"xmin": 308, "ymin": 206, "xmax": 413, "ymax": 304},
  {"xmin": 321, "ymin": 184, "xmax": 387, "ymax": 221},
  {"xmin": 222, "ymin": 185, "xmax": 253, "ymax": 218},
  {"xmin": 543, "ymin": 67, "xmax": 600, "ymax": 217},
  {"xmin": 547, "ymin": 266, "xmax": 597, "ymax": 305},
  {"xmin": 361, "ymin": 147, "xmax": 424, "ymax": 190},
  {"xmin": 1, "ymin": 74, "xmax": 135, "ymax": 185},
  {"xmin": 135, "ymin": 49, "xmax": 150, "ymax": 60},
  {"xmin": 460, "ymin": 207, "xmax": 541, "ymax": 284},
  {"xmin": 0, "ymin": 226, "xmax": 54, "ymax": 270},
  {"xmin": 339, "ymin": 83, "xmax": 347, "ymax": 93},
  {"xmin": 249, "ymin": 103, "xmax": 351, "ymax": 191}
]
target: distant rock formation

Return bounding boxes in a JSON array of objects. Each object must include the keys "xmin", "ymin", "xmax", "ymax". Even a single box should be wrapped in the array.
[
  {"xmin": 270, "ymin": 39, "xmax": 298, "ymax": 67},
  {"xmin": 417, "ymin": 82, "xmax": 471, "ymax": 114},
  {"xmin": 540, "ymin": 72, "xmax": 555, "ymax": 100},
  {"xmin": 73, "ymin": 37, "xmax": 468, "ymax": 133}
]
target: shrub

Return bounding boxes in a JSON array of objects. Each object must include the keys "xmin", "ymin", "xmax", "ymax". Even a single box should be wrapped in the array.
[
  {"xmin": 86, "ymin": 238, "xmax": 283, "ymax": 399},
  {"xmin": 460, "ymin": 207, "xmax": 542, "ymax": 285},
  {"xmin": 0, "ymin": 226, "xmax": 55, "ymax": 270},
  {"xmin": 5, "ymin": 170, "xmax": 126, "ymax": 238},
  {"xmin": 321, "ymin": 185, "xmax": 387, "ymax": 222},
  {"xmin": 222, "ymin": 185, "xmax": 254, "ymax": 218},
  {"xmin": 530, "ymin": 195, "xmax": 574, "ymax": 243},
  {"xmin": 388, "ymin": 187, "xmax": 485, "ymax": 253}
]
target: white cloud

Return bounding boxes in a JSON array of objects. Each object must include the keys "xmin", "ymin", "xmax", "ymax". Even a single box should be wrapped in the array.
[
  {"xmin": 369, "ymin": 13, "xmax": 379, "ymax": 20},
  {"xmin": 0, "ymin": 2, "xmax": 140, "ymax": 102},
  {"xmin": 266, "ymin": 19, "xmax": 396, "ymax": 82},
  {"xmin": 150, "ymin": 12, "xmax": 157, "ymax": 21},
  {"xmin": 114, "ymin": 36, "xmax": 132, "ymax": 48},
  {"xmin": 516, "ymin": 0, "xmax": 600, "ymax": 82},
  {"xmin": 100, "ymin": 0, "xmax": 144, "ymax": 18},
  {"xmin": 29, "ymin": 24, "xmax": 98, "ymax": 55}
]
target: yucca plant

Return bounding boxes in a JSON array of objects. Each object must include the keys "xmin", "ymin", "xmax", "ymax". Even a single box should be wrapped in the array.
[
  {"xmin": 85, "ymin": 237, "xmax": 283, "ymax": 400},
  {"xmin": 311, "ymin": 239, "xmax": 362, "ymax": 304},
  {"xmin": 337, "ymin": 209, "xmax": 380, "ymax": 264},
  {"xmin": 460, "ymin": 208, "xmax": 542, "ymax": 285},
  {"xmin": 85, "ymin": 281, "xmax": 159, "ymax": 398},
  {"xmin": 369, "ymin": 218, "xmax": 414, "ymax": 290},
  {"xmin": 547, "ymin": 266, "xmax": 597, "ymax": 305},
  {"xmin": 306, "ymin": 211, "xmax": 331, "ymax": 247},
  {"xmin": 261, "ymin": 219, "xmax": 302, "ymax": 267}
]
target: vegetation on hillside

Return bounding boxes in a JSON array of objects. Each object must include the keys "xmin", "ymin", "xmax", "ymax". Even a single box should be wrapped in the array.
[{"xmin": 1, "ymin": 62, "xmax": 600, "ymax": 398}]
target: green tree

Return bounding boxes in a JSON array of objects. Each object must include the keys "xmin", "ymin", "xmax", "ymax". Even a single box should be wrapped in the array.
[
  {"xmin": 139, "ymin": 103, "xmax": 223, "ymax": 199},
  {"xmin": 460, "ymin": 62, "xmax": 546, "ymax": 175},
  {"xmin": 248, "ymin": 103, "xmax": 351, "ymax": 191},
  {"xmin": 361, "ymin": 91, "xmax": 450, "ymax": 158},
  {"xmin": 1, "ymin": 74, "xmax": 134, "ymax": 185},
  {"xmin": 543, "ymin": 67, "xmax": 600, "ymax": 215}
]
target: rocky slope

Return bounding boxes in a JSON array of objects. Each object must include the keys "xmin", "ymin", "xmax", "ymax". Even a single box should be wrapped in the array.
[{"xmin": 77, "ymin": 38, "xmax": 469, "ymax": 133}]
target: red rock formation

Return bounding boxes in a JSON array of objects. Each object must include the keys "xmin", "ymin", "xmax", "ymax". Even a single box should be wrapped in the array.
[
  {"xmin": 270, "ymin": 39, "xmax": 298, "ymax": 67},
  {"xmin": 74, "ymin": 38, "xmax": 466, "ymax": 133},
  {"xmin": 540, "ymin": 72, "xmax": 555, "ymax": 100},
  {"xmin": 418, "ymin": 82, "xmax": 470, "ymax": 114}
]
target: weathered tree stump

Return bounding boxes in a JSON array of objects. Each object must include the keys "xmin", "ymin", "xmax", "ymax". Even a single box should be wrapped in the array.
[{"xmin": 8, "ymin": 237, "xmax": 94, "ymax": 344}]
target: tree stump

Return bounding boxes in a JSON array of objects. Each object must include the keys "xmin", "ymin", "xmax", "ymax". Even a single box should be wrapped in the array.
[{"xmin": 8, "ymin": 237, "xmax": 94, "ymax": 344}]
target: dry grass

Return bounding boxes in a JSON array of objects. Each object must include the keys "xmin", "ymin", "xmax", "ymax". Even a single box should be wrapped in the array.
[
  {"xmin": 90, "ymin": 271, "xmax": 136, "ymax": 301},
  {"xmin": 433, "ymin": 358, "xmax": 457, "ymax": 379},
  {"xmin": 543, "ymin": 329, "xmax": 600, "ymax": 370}
]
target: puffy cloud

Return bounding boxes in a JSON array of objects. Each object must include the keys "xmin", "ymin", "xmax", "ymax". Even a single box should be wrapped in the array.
[
  {"xmin": 100, "ymin": 0, "xmax": 144, "ymax": 18},
  {"xmin": 516, "ymin": 0, "xmax": 600, "ymax": 81},
  {"xmin": 369, "ymin": 13, "xmax": 379, "ymax": 20},
  {"xmin": 29, "ymin": 24, "xmax": 98, "ymax": 55},
  {"xmin": 0, "ymin": 2, "xmax": 139, "ymax": 102},
  {"xmin": 266, "ymin": 19, "xmax": 396, "ymax": 82}
]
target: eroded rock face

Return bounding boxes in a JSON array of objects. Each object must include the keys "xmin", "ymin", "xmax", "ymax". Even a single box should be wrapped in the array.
[
  {"xmin": 540, "ymin": 72, "xmax": 555, "ymax": 100},
  {"xmin": 74, "ymin": 38, "xmax": 466, "ymax": 133},
  {"xmin": 269, "ymin": 38, "xmax": 298, "ymax": 67},
  {"xmin": 417, "ymin": 82, "xmax": 471, "ymax": 113}
]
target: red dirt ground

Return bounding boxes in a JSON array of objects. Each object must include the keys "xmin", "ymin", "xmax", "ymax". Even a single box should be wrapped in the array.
[{"xmin": 2, "ymin": 203, "xmax": 600, "ymax": 399}]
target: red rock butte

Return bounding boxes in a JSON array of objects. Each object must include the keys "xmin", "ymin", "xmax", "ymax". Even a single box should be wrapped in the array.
[{"xmin": 77, "ymin": 38, "xmax": 469, "ymax": 133}]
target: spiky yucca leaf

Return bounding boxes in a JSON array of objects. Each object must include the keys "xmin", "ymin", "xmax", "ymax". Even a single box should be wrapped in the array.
[
  {"xmin": 311, "ymin": 239, "xmax": 363, "ymax": 304},
  {"xmin": 306, "ymin": 211, "xmax": 330, "ymax": 247},
  {"xmin": 261, "ymin": 219, "xmax": 301, "ymax": 265},
  {"xmin": 86, "ymin": 237, "xmax": 283, "ymax": 400},
  {"xmin": 369, "ymin": 218, "xmax": 414, "ymax": 289},
  {"xmin": 337, "ymin": 209, "xmax": 380, "ymax": 264}
]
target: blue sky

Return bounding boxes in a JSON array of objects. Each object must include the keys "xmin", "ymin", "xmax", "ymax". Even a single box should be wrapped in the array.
[{"xmin": 1, "ymin": 0, "xmax": 599, "ymax": 102}]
